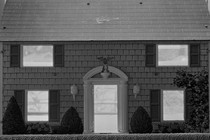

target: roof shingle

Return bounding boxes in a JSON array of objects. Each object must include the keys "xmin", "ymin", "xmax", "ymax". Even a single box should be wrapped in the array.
[{"xmin": 0, "ymin": 0, "xmax": 210, "ymax": 41}]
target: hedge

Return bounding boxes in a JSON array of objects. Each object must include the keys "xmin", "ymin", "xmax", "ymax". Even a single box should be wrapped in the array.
[{"xmin": 1, "ymin": 134, "xmax": 210, "ymax": 140}]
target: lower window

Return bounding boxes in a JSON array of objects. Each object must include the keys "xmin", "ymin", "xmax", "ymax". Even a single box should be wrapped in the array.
[
  {"xmin": 27, "ymin": 91, "xmax": 49, "ymax": 121},
  {"xmin": 162, "ymin": 90, "xmax": 184, "ymax": 121}
]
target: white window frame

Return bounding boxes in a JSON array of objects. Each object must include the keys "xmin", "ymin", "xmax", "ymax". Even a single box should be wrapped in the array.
[
  {"xmin": 83, "ymin": 66, "xmax": 128, "ymax": 134},
  {"xmin": 21, "ymin": 45, "xmax": 54, "ymax": 67},
  {"xmin": 25, "ymin": 90, "xmax": 49, "ymax": 122},
  {"xmin": 161, "ymin": 89, "xmax": 185, "ymax": 122},
  {"xmin": 157, "ymin": 44, "xmax": 189, "ymax": 67}
]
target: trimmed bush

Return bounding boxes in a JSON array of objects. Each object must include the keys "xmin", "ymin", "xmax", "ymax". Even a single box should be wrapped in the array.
[
  {"xmin": 130, "ymin": 106, "xmax": 153, "ymax": 133},
  {"xmin": 3, "ymin": 96, "xmax": 26, "ymax": 134},
  {"xmin": 26, "ymin": 122, "xmax": 51, "ymax": 134},
  {"xmin": 60, "ymin": 106, "xmax": 83, "ymax": 134}
]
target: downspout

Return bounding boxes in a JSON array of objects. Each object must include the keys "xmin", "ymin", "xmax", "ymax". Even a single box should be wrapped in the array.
[{"xmin": 0, "ymin": 0, "xmax": 5, "ymax": 135}]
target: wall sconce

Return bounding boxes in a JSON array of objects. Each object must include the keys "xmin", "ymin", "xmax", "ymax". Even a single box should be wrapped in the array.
[
  {"xmin": 133, "ymin": 84, "xmax": 140, "ymax": 99},
  {"xmin": 71, "ymin": 84, "xmax": 78, "ymax": 101}
]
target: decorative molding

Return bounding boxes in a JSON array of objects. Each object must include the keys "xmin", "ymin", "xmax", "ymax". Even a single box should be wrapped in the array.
[
  {"xmin": 83, "ymin": 66, "xmax": 128, "ymax": 134},
  {"xmin": 83, "ymin": 66, "xmax": 128, "ymax": 81}
]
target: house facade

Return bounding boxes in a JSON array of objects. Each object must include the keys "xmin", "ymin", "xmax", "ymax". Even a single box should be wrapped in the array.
[{"xmin": 0, "ymin": 0, "xmax": 210, "ymax": 134}]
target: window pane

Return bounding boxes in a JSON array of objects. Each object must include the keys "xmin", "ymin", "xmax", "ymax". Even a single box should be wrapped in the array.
[
  {"xmin": 158, "ymin": 45, "xmax": 188, "ymax": 66},
  {"xmin": 27, "ymin": 91, "xmax": 49, "ymax": 121},
  {"xmin": 23, "ymin": 45, "xmax": 53, "ymax": 66},
  {"xmin": 163, "ymin": 90, "xmax": 184, "ymax": 121},
  {"xmin": 94, "ymin": 85, "xmax": 118, "ymax": 133}
]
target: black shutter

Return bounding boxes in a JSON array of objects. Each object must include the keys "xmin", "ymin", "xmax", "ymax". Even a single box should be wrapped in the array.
[
  {"xmin": 49, "ymin": 90, "xmax": 60, "ymax": 122},
  {"xmin": 150, "ymin": 89, "xmax": 161, "ymax": 122},
  {"xmin": 185, "ymin": 89, "xmax": 192, "ymax": 121},
  {"xmin": 146, "ymin": 44, "xmax": 156, "ymax": 67},
  {"xmin": 190, "ymin": 44, "xmax": 200, "ymax": 67},
  {"xmin": 10, "ymin": 45, "xmax": 20, "ymax": 67},
  {"xmin": 14, "ymin": 90, "xmax": 25, "ymax": 118},
  {"xmin": 54, "ymin": 45, "xmax": 64, "ymax": 67}
]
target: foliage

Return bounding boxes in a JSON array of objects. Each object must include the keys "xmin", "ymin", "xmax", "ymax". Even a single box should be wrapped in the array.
[
  {"xmin": 51, "ymin": 126, "xmax": 66, "ymax": 134},
  {"xmin": 3, "ymin": 96, "xmax": 26, "ymax": 134},
  {"xmin": 130, "ymin": 106, "xmax": 153, "ymax": 133},
  {"xmin": 2, "ymin": 134, "xmax": 210, "ymax": 140},
  {"xmin": 173, "ymin": 69, "xmax": 208, "ymax": 132},
  {"xmin": 153, "ymin": 122, "xmax": 188, "ymax": 133},
  {"xmin": 59, "ymin": 106, "xmax": 83, "ymax": 134},
  {"xmin": 26, "ymin": 122, "xmax": 51, "ymax": 134}
]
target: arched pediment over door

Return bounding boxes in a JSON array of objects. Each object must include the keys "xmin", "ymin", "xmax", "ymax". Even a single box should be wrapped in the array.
[{"xmin": 83, "ymin": 66, "xmax": 128, "ymax": 134}]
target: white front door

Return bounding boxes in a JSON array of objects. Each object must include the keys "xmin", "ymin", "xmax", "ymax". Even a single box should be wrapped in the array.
[{"xmin": 93, "ymin": 85, "xmax": 118, "ymax": 133}]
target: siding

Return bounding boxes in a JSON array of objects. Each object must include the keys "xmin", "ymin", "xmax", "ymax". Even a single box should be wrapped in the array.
[{"xmin": 2, "ymin": 41, "xmax": 209, "ymax": 125}]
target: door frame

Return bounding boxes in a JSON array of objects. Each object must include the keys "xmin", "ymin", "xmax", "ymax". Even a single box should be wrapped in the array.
[{"xmin": 83, "ymin": 66, "xmax": 128, "ymax": 134}]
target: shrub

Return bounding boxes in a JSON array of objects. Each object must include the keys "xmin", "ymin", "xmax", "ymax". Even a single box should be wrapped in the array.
[
  {"xmin": 3, "ymin": 96, "xmax": 26, "ymax": 134},
  {"xmin": 60, "ymin": 106, "xmax": 83, "ymax": 134},
  {"xmin": 51, "ymin": 126, "xmax": 67, "ymax": 134},
  {"xmin": 156, "ymin": 122, "xmax": 185, "ymax": 133},
  {"xmin": 173, "ymin": 69, "xmax": 208, "ymax": 132},
  {"xmin": 26, "ymin": 122, "xmax": 51, "ymax": 134},
  {"xmin": 130, "ymin": 106, "xmax": 153, "ymax": 133}
]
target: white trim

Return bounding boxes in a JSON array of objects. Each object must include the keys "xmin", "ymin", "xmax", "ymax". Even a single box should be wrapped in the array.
[
  {"xmin": 83, "ymin": 66, "xmax": 128, "ymax": 81},
  {"xmin": 83, "ymin": 66, "xmax": 128, "ymax": 134},
  {"xmin": 0, "ymin": 43, "xmax": 3, "ymax": 135}
]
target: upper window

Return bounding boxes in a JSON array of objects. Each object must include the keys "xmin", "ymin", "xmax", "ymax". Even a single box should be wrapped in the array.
[
  {"xmin": 27, "ymin": 90, "xmax": 49, "ymax": 121},
  {"xmin": 10, "ymin": 44, "xmax": 64, "ymax": 67},
  {"xmin": 23, "ymin": 45, "xmax": 53, "ymax": 67},
  {"xmin": 157, "ymin": 45, "xmax": 188, "ymax": 66},
  {"xmin": 162, "ymin": 90, "xmax": 184, "ymax": 121}
]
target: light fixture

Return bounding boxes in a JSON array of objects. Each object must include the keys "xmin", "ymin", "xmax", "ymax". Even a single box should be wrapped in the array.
[
  {"xmin": 71, "ymin": 84, "xmax": 78, "ymax": 101},
  {"xmin": 133, "ymin": 84, "xmax": 140, "ymax": 98}
]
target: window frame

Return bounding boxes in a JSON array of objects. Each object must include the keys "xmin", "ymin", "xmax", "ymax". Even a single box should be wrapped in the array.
[
  {"xmin": 20, "ymin": 45, "xmax": 54, "ymax": 67},
  {"xmin": 156, "ymin": 44, "xmax": 190, "ymax": 67},
  {"xmin": 25, "ymin": 90, "xmax": 50, "ymax": 122},
  {"xmin": 160, "ymin": 89, "xmax": 185, "ymax": 122}
]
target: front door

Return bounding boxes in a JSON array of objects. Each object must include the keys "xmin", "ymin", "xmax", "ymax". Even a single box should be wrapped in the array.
[{"xmin": 93, "ymin": 85, "xmax": 118, "ymax": 133}]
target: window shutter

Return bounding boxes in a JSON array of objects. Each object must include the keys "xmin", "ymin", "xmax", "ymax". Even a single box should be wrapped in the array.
[
  {"xmin": 10, "ymin": 45, "xmax": 20, "ymax": 67},
  {"xmin": 146, "ymin": 44, "xmax": 156, "ymax": 67},
  {"xmin": 150, "ymin": 89, "xmax": 161, "ymax": 122},
  {"xmin": 185, "ymin": 89, "xmax": 192, "ymax": 121},
  {"xmin": 49, "ymin": 90, "xmax": 60, "ymax": 122},
  {"xmin": 190, "ymin": 44, "xmax": 200, "ymax": 67},
  {"xmin": 14, "ymin": 90, "xmax": 25, "ymax": 118},
  {"xmin": 54, "ymin": 45, "xmax": 64, "ymax": 67}
]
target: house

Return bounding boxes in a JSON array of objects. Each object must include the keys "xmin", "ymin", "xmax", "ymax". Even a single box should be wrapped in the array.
[{"xmin": 0, "ymin": 0, "xmax": 210, "ymax": 134}]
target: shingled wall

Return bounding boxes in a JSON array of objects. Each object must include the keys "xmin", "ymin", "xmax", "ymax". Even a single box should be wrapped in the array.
[{"xmin": 2, "ymin": 41, "xmax": 209, "ymax": 125}]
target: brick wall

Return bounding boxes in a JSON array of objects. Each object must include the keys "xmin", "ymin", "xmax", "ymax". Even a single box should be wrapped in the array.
[{"xmin": 2, "ymin": 41, "xmax": 209, "ymax": 125}]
